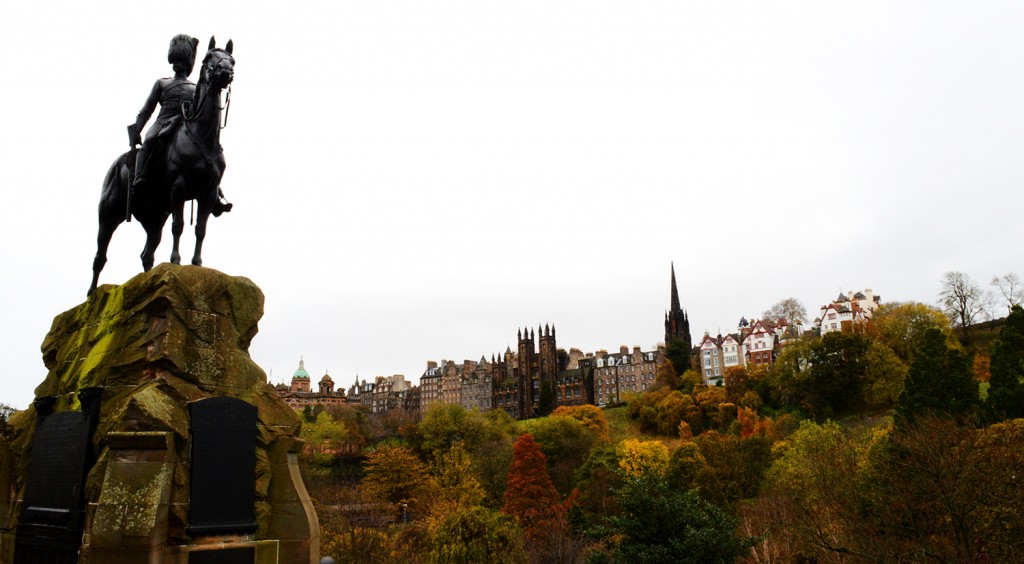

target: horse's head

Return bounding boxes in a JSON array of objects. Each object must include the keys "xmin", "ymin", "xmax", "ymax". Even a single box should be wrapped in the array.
[{"xmin": 201, "ymin": 36, "xmax": 235, "ymax": 91}]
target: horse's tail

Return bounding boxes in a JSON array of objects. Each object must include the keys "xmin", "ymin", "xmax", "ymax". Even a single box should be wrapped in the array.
[{"xmin": 98, "ymin": 153, "xmax": 130, "ymax": 219}]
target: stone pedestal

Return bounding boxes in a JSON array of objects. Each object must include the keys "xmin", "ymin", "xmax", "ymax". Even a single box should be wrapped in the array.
[{"xmin": 0, "ymin": 264, "xmax": 319, "ymax": 563}]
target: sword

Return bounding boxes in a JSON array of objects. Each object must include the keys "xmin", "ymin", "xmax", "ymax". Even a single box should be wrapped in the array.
[{"xmin": 126, "ymin": 124, "xmax": 141, "ymax": 222}]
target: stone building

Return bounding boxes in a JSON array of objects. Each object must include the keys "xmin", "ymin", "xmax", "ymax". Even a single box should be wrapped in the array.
[
  {"xmin": 275, "ymin": 359, "xmax": 348, "ymax": 409},
  {"xmin": 817, "ymin": 289, "xmax": 881, "ymax": 335},
  {"xmin": 592, "ymin": 346, "xmax": 661, "ymax": 406}
]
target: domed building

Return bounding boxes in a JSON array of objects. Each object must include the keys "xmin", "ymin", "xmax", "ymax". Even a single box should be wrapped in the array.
[
  {"xmin": 289, "ymin": 358, "xmax": 311, "ymax": 393},
  {"xmin": 276, "ymin": 358, "xmax": 348, "ymax": 410}
]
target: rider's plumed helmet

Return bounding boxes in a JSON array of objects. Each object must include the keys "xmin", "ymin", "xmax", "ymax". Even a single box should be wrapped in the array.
[{"xmin": 167, "ymin": 34, "xmax": 200, "ymax": 76}]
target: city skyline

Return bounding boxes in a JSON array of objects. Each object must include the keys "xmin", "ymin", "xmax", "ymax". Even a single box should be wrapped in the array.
[{"xmin": 3, "ymin": 1, "xmax": 1023, "ymax": 408}]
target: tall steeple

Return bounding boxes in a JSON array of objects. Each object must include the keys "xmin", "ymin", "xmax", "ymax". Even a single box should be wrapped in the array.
[
  {"xmin": 665, "ymin": 262, "xmax": 692, "ymax": 352},
  {"xmin": 670, "ymin": 262, "xmax": 681, "ymax": 312}
]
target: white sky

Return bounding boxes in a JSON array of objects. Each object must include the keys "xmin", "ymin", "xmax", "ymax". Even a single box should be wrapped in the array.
[{"xmin": 2, "ymin": 1, "xmax": 1022, "ymax": 408}]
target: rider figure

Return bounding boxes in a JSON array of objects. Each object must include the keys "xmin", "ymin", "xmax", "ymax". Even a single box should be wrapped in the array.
[{"xmin": 133, "ymin": 34, "xmax": 230, "ymax": 216}]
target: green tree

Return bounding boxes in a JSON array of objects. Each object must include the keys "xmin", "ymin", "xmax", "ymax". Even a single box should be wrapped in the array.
[
  {"xmin": 539, "ymin": 380, "xmax": 556, "ymax": 416},
  {"xmin": 599, "ymin": 475, "xmax": 756, "ymax": 563},
  {"xmin": 861, "ymin": 341, "xmax": 908, "ymax": 408},
  {"xmin": 429, "ymin": 506, "xmax": 527, "ymax": 564},
  {"xmin": 522, "ymin": 415, "xmax": 598, "ymax": 495},
  {"xmin": 896, "ymin": 327, "xmax": 979, "ymax": 424},
  {"xmin": 805, "ymin": 331, "xmax": 871, "ymax": 418},
  {"xmin": 665, "ymin": 338, "xmax": 692, "ymax": 375},
  {"xmin": 986, "ymin": 305, "xmax": 1024, "ymax": 421},
  {"xmin": 765, "ymin": 336, "xmax": 816, "ymax": 412},
  {"xmin": 413, "ymin": 403, "xmax": 511, "ymax": 459}
]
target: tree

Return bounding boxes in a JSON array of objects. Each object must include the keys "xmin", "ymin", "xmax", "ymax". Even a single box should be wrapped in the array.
[
  {"xmin": 551, "ymin": 404, "xmax": 610, "ymax": 442},
  {"xmin": 362, "ymin": 443, "xmax": 435, "ymax": 514},
  {"xmin": 805, "ymin": 331, "xmax": 872, "ymax": 418},
  {"xmin": 429, "ymin": 506, "xmax": 527, "ymax": 564},
  {"xmin": 895, "ymin": 327, "xmax": 979, "ymax": 424},
  {"xmin": 986, "ymin": 305, "xmax": 1024, "ymax": 421},
  {"xmin": 0, "ymin": 403, "xmax": 16, "ymax": 432},
  {"xmin": 413, "ymin": 403, "xmax": 511, "ymax": 460},
  {"xmin": 991, "ymin": 272, "xmax": 1024, "ymax": 313},
  {"xmin": 762, "ymin": 297, "xmax": 808, "ymax": 326},
  {"xmin": 599, "ymin": 474, "xmax": 757, "ymax": 563},
  {"xmin": 300, "ymin": 410, "xmax": 351, "ymax": 467},
  {"xmin": 431, "ymin": 441, "xmax": 486, "ymax": 511},
  {"xmin": 868, "ymin": 301, "xmax": 952, "ymax": 364},
  {"xmin": 321, "ymin": 526, "xmax": 392, "ymax": 564},
  {"xmin": 522, "ymin": 415, "xmax": 598, "ymax": 495},
  {"xmin": 665, "ymin": 338, "xmax": 692, "ymax": 375},
  {"xmin": 861, "ymin": 341, "xmax": 908, "ymax": 408},
  {"xmin": 502, "ymin": 433, "xmax": 564, "ymax": 538},
  {"xmin": 538, "ymin": 380, "xmax": 556, "ymax": 416},
  {"xmin": 938, "ymin": 271, "xmax": 986, "ymax": 341},
  {"xmin": 617, "ymin": 438, "xmax": 669, "ymax": 478}
]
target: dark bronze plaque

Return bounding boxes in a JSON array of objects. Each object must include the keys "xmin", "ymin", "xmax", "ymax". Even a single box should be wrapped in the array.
[
  {"xmin": 21, "ymin": 411, "xmax": 90, "ymax": 527},
  {"xmin": 188, "ymin": 546, "xmax": 255, "ymax": 563},
  {"xmin": 188, "ymin": 397, "xmax": 257, "ymax": 535}
]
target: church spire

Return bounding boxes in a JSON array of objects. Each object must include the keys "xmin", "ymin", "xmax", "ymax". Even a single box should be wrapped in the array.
[
  {"xmin": 670, "ymin": 261, "xmax": 681, "ymax": 313},
  {"xmin": 665, "ymin": 262, "xmax": 692, "ymax": 352}
]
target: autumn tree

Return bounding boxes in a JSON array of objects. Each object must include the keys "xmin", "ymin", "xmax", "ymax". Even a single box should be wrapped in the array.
[
  {"xmin": 429, "ymin": 506, "xmax": 527, "ymax": 564},
  {"xmin": 868, "ymin": 301, "xmax": 952, "ymax": 364},
  {"xmin": 895, "ymin": 327, "xmax": 979, "ymax": 424},
  {"xmin": 762, "ymin": 420, "xmax": 882, "ymax": 558},
  {"xmin": 362, "ymin": 442, "xmax": 435, "ymax": 515},
  {"xmin": 693, "ymin": 431, "xmax": 771, "ymax": 509},
  {"xmin": 551, "ymin": 404, "xmax": 610, "ymax": 442},
  {"xmin": 432, "ymin": 441, "xmax": 486, "ymax": 511},
  {"xmin": 617, "ymin": 438, "xmax": 669, "ymax": 478},
  {"xmin": 300, "ymin": 410, "xmax": 351, "ymax": 467},
  {"xmin": 503, "ymin": 433, "xmax": 564, "ymax": 539},
  {"xmin": 411, "ymin": 403, "xmax": 517, "ymax": 506},
  {"xmin": 986, "ymin": 305, "xmax": 1024, "ymax": 421},
  {"xmin": 522, "ymin": 415, "xmax": 598, "ymax": 495},
  {"xmin": 762, "ymin": 297, "xmax": 808, "ymax": 325},
  {"xmin": 939, "ymin": 271, "xmax": 986, "ymax": 341},
  {"xmin": 991, "ymin": 272, "xmax": 1024, "ymax": 313},
  {"xmin": 321, "ymin": 526, "xmax": 392, "ymax": 564}
]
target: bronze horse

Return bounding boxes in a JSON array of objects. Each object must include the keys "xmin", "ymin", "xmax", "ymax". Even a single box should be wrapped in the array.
[{"xmin": 89, "ymin": 37, "xmax": 235, "ymax": 295}]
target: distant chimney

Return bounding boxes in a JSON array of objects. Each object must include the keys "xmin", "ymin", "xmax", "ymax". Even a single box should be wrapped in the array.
[
  {"xmin": 427, "ymin": 360, "xmax": 437, "ymax": 370},
  {"xmin": 620, "ymin": 345, "xmax": 629, "ymax": 355},
  {"xmin": 633, "ymin": 346, "xmax": 641, "ymax": 355}
]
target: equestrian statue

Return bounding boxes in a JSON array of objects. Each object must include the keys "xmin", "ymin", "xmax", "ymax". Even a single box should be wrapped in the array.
[{"xmin": 89, "ymin": 35, "xmax": 235, "ymax": 295}]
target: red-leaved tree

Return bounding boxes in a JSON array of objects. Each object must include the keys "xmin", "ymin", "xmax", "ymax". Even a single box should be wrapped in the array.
[{"xmin": 502, "ymin": 433, "xmax": 564, "ymax": 539}]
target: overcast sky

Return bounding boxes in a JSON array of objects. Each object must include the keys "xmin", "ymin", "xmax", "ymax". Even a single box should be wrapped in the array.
[{"xmin": 2, "ymin": 1, "xmax": 1022, "ymax": 408}]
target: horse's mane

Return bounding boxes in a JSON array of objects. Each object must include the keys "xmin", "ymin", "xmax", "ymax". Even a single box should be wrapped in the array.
[{"xmin": 191, "ymin": 52, "xmax": 211, "ymax": 111}]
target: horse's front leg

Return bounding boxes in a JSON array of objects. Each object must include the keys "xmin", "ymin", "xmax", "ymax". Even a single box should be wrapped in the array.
[{"xmin": 191, "ymin": 197, "xmax": 214, "ymax": 266}]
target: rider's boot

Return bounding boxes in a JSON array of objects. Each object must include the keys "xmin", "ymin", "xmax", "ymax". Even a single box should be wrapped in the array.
[
  {"xmin": 212, "ymin": 187, "xmax": 233, "ymax": 217},
  {"xmin": 133, "ymin": 144, "xmax": 150, "ymax": 188}
]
